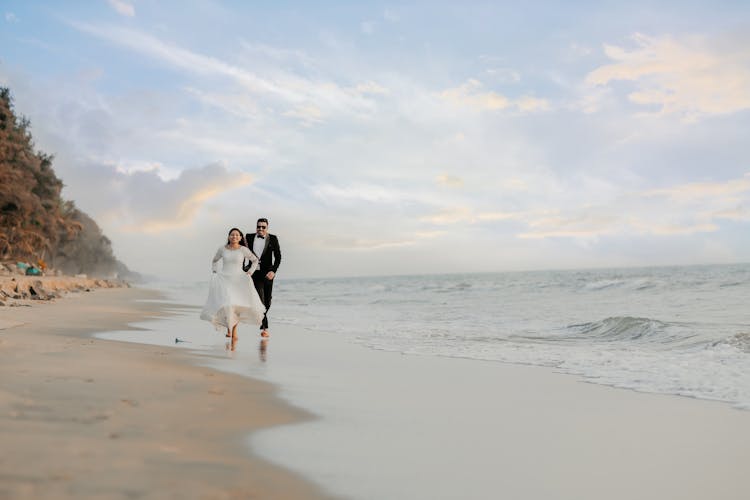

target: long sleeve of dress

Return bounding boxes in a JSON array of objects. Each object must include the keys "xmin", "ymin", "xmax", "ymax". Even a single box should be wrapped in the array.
[
  {"xmin": 242, "ymin": 246, "xmax": 259, "ymax": 275},
  {"xmin": 211, "ymin": 246, "xmax": 223, "ymax": 272}
]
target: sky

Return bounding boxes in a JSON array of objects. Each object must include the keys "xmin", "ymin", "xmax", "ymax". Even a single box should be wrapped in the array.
[{"xmin": 1, "ymin": 0, "xmax": 749, "ymax": 280}]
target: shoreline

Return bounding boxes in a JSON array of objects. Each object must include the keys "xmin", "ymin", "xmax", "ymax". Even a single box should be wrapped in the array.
[{"xmin": 0, "ymin": 286, "xmax": 333, "ymax": 499}]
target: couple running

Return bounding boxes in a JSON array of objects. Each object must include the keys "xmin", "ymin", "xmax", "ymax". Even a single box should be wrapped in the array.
[{"xmin": 200, "ymin": 218, "xmax": 281, "ymax": 340}]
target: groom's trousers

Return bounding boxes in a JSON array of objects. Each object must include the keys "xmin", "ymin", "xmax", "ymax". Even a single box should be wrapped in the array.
[{"xmin": 252, "ymin": 273, "xmax": 273, "ymax": 330}]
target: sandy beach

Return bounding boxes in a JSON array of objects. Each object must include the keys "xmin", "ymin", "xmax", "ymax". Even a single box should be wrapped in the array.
[{"xmin": 0, "ymin": 286, "xmax": 332, "ymax": 500}]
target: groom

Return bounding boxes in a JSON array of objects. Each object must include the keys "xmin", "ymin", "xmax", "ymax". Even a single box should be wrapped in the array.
[{"xmin": 244, "ymin": 218, "xmax": 281, "ymax": 337}]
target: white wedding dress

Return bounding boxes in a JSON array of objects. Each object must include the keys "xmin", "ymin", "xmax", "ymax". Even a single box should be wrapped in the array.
[{"xmin": 200, "ymin": 245, "xmax": 266, "ymax": 330}]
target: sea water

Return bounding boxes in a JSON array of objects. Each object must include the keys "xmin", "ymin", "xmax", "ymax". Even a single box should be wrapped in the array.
[
  {"xmin": 275, "ymin": 264, "xmax": 750, "ymax": 409},
  {"xmin": 148, "ymin": 263, "xmax": 750, "ymax": 409},
  {"xmin": 106, "ymin": 263, "xmax": 750, "ymax": 409}
]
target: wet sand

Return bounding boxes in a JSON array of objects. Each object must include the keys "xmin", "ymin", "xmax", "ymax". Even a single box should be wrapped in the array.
[{"xmin": 0, "ymin": 287, "xmax": 332, "ymax": 500}]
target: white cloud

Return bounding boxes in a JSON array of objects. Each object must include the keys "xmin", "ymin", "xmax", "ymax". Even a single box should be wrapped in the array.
[
  {"xmin": 312, "ymin": 183, "xmax": 407, "ymax": 205},
  {"xmin": 107, "ymin": 0, "xmax": 135, "ymax": 17},
  {"xmin": 436, "ymin": 175, "xmax": 464, "ymax": 188},
  {"xmin": 442, "ymin": 79, "xmax": 510, "ymax": 110},
  {"xmin": 283, "ymin": 104, "xmax": 324, "ymax": 125},
  {"xmin": 238, "ymin": 41, "xmax": 315, "ymax": 67},
  {"xmin": 70, "ymin": 22, "xmax": 378, "ymax": 124},
  {"xmin": 478, "ymin": 56, "xmax": 521, "ymax": 84},
  {"xmin": 515, "ymin": 95, "xmax": 551, "ymax": 112},
  {"xmin": 586, "ymin": 33, "xmax": 750, "ymax": 121},
  {"xmin": 441, "ymin": 79, "xmax": 550, "ymax": 113},
  {"xmin": 322, "ymin": 236, "xmax": 414, "ymax": 250},
  {"xmin": 354, "ymin": 81, "xmax": 389, "ymax": 95},
  {"xmin": 643, "ymin": 174, "xmax": 750, "ymax": 202},
  {"xmin": 712, "ymin": 206, "xmax": 750, "ymax": 221},
  {"xmin": 5, "ymin": 12, "xmax": 18, "ymax": 23},
  {"xmin": 415, "ymin": 173, "xmax": 750, "ymax": 242},
  {"xmin": 485, "ymin": 67, "xmax": 521, "ymax": 84},
  {"xmin": 90, "ymin": 162, "xmax": 253, "ymax": 233}
]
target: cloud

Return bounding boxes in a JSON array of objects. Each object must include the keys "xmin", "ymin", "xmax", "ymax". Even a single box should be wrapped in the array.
[
  {"xmin": 485, "ymin": 67, "xmax": 521, "ymax": 84},
  {"xmin": 354, "ymin": 81, "xmax": 389, "ymax": 95},
  {"xmin": 420, "ymin": 207, "xmax": 529, "ymax": 225},
  {"xmin": 312, "ymin": 183, "xmax": 407, "ymax": 205},
  {"xmin": 238, "ymin": 41, "xmax": 314, "ymax": 67},
  {"xmin": 643, "ymin": 173, "xmax": 750, "ymax": 202},
  {"xmin": 712, "ymin": 206, "xmax": 750, "ymax": 221},
  {"xmin": 628, "ymin": 221, "xmax": 718, "ymax": 236},
  {"xmin": 416, "ymin": 173, "xmax": 750, "ymax": 241},
  {"xmin": 441, "ymin": 79, "xmax": 550, "ymax": 113},
  {"xmin": 5, "ymin": 12, "xmax": 18, "ymax": 23},
  {"xmin": 436, "ymin": 175, "xmax": 464, "ymax": 188},
  {"xmin": 70, "ymin": 161, "xmax": 253, "ymax": 233},
  {"xmin": 442, "ymin": 79, "xmax": 510, "ymax": 110},
  {"xmin": 321, "ymin": 236, "xmax": 415, "ymax": 250},
  {"xmin": 107, "ymin": 0, "xmax": 135, "ymax": 17},
  {"xmin": 283, "ymin": 104, "xmax": 324, "ymax": 125},
  {"xmin": 420, "ymin": 206, "xmax": 474, "ymax": 225},
  {"xmin": 515, "ymin": 95, "xmax": 551, "ymax": 112},
  {"xmin": 70, "ymin": 22, "xmax": 378, "ymax": 124},
  {"xmin": 518, "ymin": 211, "xmax": 621, "ymax": 239},
  {"xmin": 586, "ymin": 33, "xmax": 750, "ymax": 120},
  {"xmin": 478, "ymin": 56, "xmax": 521, "ymax": 84},
  {"xmin": 316, "ymin": 227, "xmax": 444, "ymax": 251}
]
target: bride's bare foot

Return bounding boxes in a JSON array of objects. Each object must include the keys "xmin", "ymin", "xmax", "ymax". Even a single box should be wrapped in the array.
[{"xmin": 260, "ymin": 329, "xmax": 270, "ymax": 338}]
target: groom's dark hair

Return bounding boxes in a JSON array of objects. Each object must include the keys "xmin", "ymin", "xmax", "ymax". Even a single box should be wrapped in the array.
[{"xmin": 257, "ymin": 218, "xmax": 269, "ymax": 225}]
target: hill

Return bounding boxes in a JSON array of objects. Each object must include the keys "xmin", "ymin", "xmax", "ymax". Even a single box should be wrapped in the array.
[{"xmin": 0, "ymin": 87, "xmax": 139, "ymax": 280}]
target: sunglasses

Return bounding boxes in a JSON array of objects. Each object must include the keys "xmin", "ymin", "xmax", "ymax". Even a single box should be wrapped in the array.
[{"xmin": 257, "ymin": 225, "xmax": 267, "ymax": 229}]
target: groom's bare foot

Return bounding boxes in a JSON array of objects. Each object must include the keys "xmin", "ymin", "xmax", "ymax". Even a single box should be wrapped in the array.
[{"xmin": 260, "ymin": 329, "xmax": 270, "ymax": 338}]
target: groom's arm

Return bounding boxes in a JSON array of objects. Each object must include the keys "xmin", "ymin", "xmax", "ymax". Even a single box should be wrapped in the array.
[
  {"xmin": 271, "ymin": 235, "xmax": 281, "ymax": 273},
  {"xmin": 242, "ymin": 233, "xmax": 254, "ymax": 272}
]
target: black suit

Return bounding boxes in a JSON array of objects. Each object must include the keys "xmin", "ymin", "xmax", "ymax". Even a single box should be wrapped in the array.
[{"xmin": 244, "ymin": 233, "xmax": 281, "ymax": 330}]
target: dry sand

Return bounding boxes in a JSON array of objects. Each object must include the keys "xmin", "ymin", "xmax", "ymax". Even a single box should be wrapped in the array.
[{"xmin": 0, "ymin": 287, "xmax": 332, "ymax": 500}]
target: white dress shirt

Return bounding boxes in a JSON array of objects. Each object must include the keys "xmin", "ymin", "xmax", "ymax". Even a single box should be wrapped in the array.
[{"xmin": 252, "ymin": 236, "xmax": 265, "ymax": 260}]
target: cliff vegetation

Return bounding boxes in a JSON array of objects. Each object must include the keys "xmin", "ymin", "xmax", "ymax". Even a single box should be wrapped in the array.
[{"xmin": 0, "ymin": 87, "xmax": 137, "ymax": 279}]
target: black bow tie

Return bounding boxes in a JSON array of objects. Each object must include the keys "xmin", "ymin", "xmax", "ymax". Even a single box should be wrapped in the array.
[{"xmin": 257, "ymin": 235, "xmax": 265, "ymax": 239}]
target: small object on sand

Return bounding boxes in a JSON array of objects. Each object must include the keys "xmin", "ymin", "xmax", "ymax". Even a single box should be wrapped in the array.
[{"xmin": 174, "ymin": 337, "xmax": 190, "ymax": 344}]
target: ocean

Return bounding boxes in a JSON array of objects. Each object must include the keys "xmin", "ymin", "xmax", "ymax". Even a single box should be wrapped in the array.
[{"xmin": 144, "ymin": 262, "xmax": 749, "ymax": 410}]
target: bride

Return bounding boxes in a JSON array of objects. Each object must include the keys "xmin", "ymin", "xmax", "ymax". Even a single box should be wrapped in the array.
[{"xmin": 201, "ymin": 227, "xmax": 266, "ymax": 339}]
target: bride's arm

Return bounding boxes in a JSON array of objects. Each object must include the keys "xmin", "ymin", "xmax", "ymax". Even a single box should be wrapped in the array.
[
  {"xmin": 242, "ymin": 247, "xmax": 259, "ymax": 275},
  {"xmin": 211, "ymin": 247, "xmax": 223, "ymax": 273}
]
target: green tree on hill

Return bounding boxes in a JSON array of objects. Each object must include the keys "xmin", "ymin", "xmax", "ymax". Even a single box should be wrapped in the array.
[{"xmin": 0, "ymin": 87, "xmax": 135, "ymax": 278}]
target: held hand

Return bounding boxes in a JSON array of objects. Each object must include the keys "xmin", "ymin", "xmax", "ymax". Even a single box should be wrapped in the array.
[{"xmin": 266, "ymin": 271, "xmax": 275, "ymax": 280}]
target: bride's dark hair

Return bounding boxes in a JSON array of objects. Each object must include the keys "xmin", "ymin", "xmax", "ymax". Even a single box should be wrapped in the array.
[{"xmin": 226, "ymin": 227, "xmax": 247, "ymax": 247}]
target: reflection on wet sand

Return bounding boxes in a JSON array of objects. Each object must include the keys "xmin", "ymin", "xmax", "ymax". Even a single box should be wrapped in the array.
[
  {"xmin": 223, "ymin": 338, "xmax": 268, "ymax": 362},
  {"xmin": 259, "ymin": 339, "xmax": 268, "ymax": 362}
]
